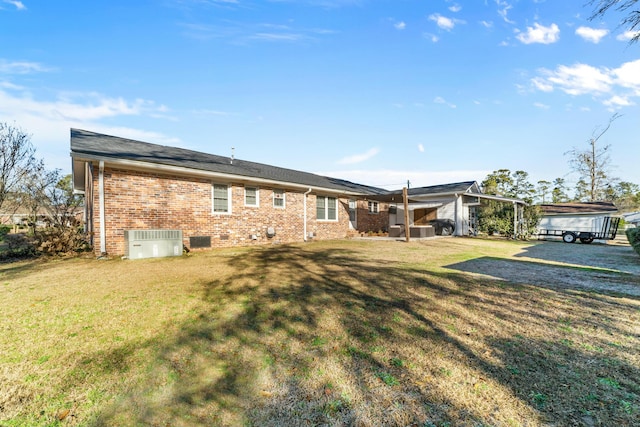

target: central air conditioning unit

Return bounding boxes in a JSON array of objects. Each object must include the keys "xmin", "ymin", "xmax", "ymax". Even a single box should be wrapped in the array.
[{"xmin": 124, "ymin": 229, "xmax": 183, "ymax": 259}]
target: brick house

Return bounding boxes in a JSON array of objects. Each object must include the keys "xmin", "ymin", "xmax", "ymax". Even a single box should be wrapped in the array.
[{"xmin": 70, "ymin": 129, "xmax": 389, "ymax": 256}]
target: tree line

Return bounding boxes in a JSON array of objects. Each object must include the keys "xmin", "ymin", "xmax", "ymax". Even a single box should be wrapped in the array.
[
  {"xmin": 477, "ymin": 114, "xmax": 640, "ymax": 238},
  {"xmin": 0, "ymin": 122, "xmax": 87, "ymax": 256},
  {"xmin": 481, "ymin": 114, "xmax": 639, "ymax": 209}
]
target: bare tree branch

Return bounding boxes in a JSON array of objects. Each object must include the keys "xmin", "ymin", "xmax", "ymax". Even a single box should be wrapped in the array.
[{"xmin": 589, "ymin": 0, "xmax": 640, "ymax": 44}]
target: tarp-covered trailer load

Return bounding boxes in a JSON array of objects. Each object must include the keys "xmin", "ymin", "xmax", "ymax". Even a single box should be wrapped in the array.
[{"xmin": 537, "ymin": 216, "xmax": 621, "ymax": 244}]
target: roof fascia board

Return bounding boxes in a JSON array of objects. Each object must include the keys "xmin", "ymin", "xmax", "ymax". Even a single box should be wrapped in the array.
[
  {"xmin": 473, "ymin": 193, "xmax": 527, "ymax": 205},
  {"xmin": 71, "ymin": 154, "xmax": 369, "ymax": 197},
  {"xmin": 542, "ymin": 211, "xmax": 617, "ymax": 216},
  {"xmin": 409, "ymin": 191, "xmax": 516, "ymax": 205}
]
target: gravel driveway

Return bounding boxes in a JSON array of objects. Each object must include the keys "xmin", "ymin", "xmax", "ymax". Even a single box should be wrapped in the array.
[{"xmin": 447, "ymin": 238, "xmax": 640, "ymax": 297}]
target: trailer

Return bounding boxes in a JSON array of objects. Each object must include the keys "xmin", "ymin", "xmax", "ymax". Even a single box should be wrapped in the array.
[{"xmin": 537, "ymin": 216, "xmax": 621, "ymax": 244}]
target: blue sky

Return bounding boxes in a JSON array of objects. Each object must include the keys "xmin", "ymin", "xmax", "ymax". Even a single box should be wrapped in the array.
[{"xmin": 1, "ymin": 0, "xmax": 639, "ymax": 193}]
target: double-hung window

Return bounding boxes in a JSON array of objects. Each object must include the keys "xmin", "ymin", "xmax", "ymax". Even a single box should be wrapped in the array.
[
  {"xmin": 273, "ymin": 189, "xmax": 285, "ymax": 208},
  {"xmin": 317, "ymin": 196, "xmax": 337, "ymax": 221},
  {"xmin": 368, "ymin": 201, "xmax": 379, "ymax": 214},
  {"xmin": 212, "ymin": 183, "xmax": 231, "ymax": 214},
  {"xmin": 245, "ymin": 187, "xmax": 259, "ymax": 207}
]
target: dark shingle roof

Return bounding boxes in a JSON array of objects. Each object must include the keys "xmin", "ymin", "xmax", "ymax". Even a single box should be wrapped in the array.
[
  {"xmin": 539, "ymin": 202, "xmax": 618, "ymax": 215},
  {"xmin": 406, "ymin": 181, "xmax": 477, "ymax": 196},
  {"xmin": 70, "ymin": 129, "xmax": 388, "ymax": 195},
  {"xmin": 366, "ymin": 181, "xmax": 479, "ymax": 202}
]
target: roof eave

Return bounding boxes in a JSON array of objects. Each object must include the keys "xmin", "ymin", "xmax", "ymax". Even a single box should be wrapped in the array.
[{"xmin": 70, "ymin": 153, "xmax": 372, "ymax": 197}]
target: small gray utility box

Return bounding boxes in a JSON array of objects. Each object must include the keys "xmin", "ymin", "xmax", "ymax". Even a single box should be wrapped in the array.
[{"xmin": 124, "ymin": 229, "xmax": 183, "ymax": 259}]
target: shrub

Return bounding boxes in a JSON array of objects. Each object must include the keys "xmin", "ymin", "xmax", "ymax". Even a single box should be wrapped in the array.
[
  {"xmin": 33, "ymin": 222, "xmax": 91, "ymax": 255},
  {"xmin": 0, "ymin": 224, "xmax": 11, "ymax": 240},
  {"xmin": 625, "ymin": 228, "xmax": 640, "ymax": 256},
  {"xmin": 0, "ymin": 233, "xmax": 36, "ymax": 260}
]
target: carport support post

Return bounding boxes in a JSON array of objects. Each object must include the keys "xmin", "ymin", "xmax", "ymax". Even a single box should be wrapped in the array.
[
  {"xmin": 403, "ymin": 187, "xmax": 410, "ymax": 242},
  {"xmin": 513, "ymin": 202, "xmax": 517, "ymax": 240},
  {"xmin": 454, "ymin": 194, "xmax": 463, "ymax": 236}
]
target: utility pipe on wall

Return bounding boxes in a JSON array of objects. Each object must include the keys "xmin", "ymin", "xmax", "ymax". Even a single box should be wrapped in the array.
[
  {"xmin": 98, "ymin": 161, "xmax": 106, "ymax": 255},
  {"xmin": 303, "ymin": 188, "xmax": 312, "ymax": 241}
]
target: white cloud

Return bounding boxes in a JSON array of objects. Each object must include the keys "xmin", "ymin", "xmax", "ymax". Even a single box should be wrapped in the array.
[
  {"xmin": 0, "ymin": 59, "xmax": 51, "ymax": 74},
  {"xmin": 180, "ymin": 21, "xmax": 334, "ymax": 43},
  {"xmin": 429, "ymin": 13, "xmax": 464, "ymax": 31},
  {"xmin": 480, "ymin": 20, "xmax": 493, "ymax": 29},
  {"xmin": 531, "ymin": 77, "xmax": 553, "ymax": 92},
  {"xmin": 616, "ymin": 30, "xmax": 640, "ymax": 41},
  {"xmin": 532, "ymin": 59, "xmax": 640, "ymax": 106},
  {"xmin": 495, "ymin": 0, "xmax": 514, "ymax": 24},
  {"xmin": 533, "ymin": 102, "xmax": 550, "ymax": 109},
  {"xmin": 337, "ymin": 148, "xmax": 380, "ymax": 165},
  {"xmin": 394, "ymin": 21, "xmax": 406, "ymax": 30},
  {"xmin": 434, "ymin": 96, "xmax": 456, "ymax": 108},
  {"xmin": 193, "ymin": 109, "xmax": 232, "ymax": 116},
  {"xmin": 423, "ymin": 33, "xmax": 439, "ymax": 43},
  {"xmin": 2, "ymin": 0, "xmax": 26, "ymax": 10},
  {"xmin": 250, "ymin": 32, "xmax": 307, "ymax": 42},
  {"xmin": 418, "ymin": 144, "xmax": 424, "ymax": 152},
  {"xmin": 516, "ymin": 23, "xmax": 560, "ymax": 44},
  {"xmin": 575, "ymin": 26, "xmax": 609, "ymax": 43},
  {"xmin": 603, "ymin": 95, "xmax": 633, "ymax": 107},
  {"xmin": 539, "ymin": 63, "xmax": 612, "ymax": 95},
  {"xmin": 0, "ymin": 87, "xmax": 178, "ymax": 171},
  {"xmin": 449, "ymin": 4, "xmax": 461, "ymax": 12},
  {"xmin": 613, "ymin": 59, "xmax": 640, "ymax": 93},
  {"xmin": 0, "ymin": 80, "xmax": 23, "ymax": 90}
]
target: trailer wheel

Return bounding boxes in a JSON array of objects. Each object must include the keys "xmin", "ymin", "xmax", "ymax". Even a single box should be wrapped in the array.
[
  {"xmin": 562, "ymin": 232, "xmax": 577, "ymax": 243},
  {"xmin": 580, "ymin": 237, "xmax": 594, "ymax": 244}
]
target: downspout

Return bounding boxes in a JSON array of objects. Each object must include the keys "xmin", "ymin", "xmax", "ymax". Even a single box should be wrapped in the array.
[
  {"xmin": 99, "ymin": 161, "xmax": 106, "ymax": 255},
  {"xmin": 303, "ymin": 188, "xmax": 312, "ymax": 241}
]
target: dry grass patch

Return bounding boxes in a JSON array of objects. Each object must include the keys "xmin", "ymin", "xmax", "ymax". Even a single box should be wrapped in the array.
[{"xmin": 1, "ymin": 238, "xmax": 639, "ymax": 426}]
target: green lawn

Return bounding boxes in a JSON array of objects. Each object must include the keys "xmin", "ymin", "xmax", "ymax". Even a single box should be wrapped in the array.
[{"xmin": 1, "ymin": 238, "xmax": 638, "ymax": 426}]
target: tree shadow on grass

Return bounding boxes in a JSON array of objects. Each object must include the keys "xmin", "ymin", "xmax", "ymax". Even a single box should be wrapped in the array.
[
  {"xmin": 514, "ymin": 240, "xmax": 640, "ymax": 276},
  {"xmin": 446, "ymin": 256, "xmax": 640, "ymax": 298},
  {"xmin": 85, "ymin": 244, "xmax": 639, "ymax": 426},
  {"xmin": 0, "ymin": 258, "xmax": 54, "ymax": 281}
]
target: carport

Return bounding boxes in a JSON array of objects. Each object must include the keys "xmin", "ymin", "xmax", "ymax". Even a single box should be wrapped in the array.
[{"xmin": 369, "ymin": 181, "xmax": 526, "ymax": 240}]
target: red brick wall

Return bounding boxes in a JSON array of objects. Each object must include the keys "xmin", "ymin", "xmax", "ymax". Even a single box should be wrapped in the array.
[
  {"xmin": 355, "ymin": 200, "xmax": 389, "ymax": 233},
  {"xmin": 91, "ymin": 166, "xmax": 352, "ymax": 255}
]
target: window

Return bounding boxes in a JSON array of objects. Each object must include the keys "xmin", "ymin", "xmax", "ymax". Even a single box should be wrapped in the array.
[
  {"xmin": 273, "ymin": 189, "xmax": 285, "ymax": 208},
  {"xmin": 212, "ymin": 183, "xmax": 231, "ymax": 214},
  {"xmin": 317, "ymin": 196, "xmax": 338, "ymax": 221},
  {"xmin": 368, "ymin": 201, "xmax": 379, "ymax": 214},
  {"xmin": 245, "ymin": 187, "xmax": 259, "ymax": 207}
]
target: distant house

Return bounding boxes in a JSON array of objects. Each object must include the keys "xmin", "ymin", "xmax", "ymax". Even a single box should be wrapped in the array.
[
  {"xmin": 70, "ymin": 129, "xmax": 391, "ymax": 256},
  {"xmin": 537, "ymin": 202, "xmax": 619, "ymax": 242},
  {"xmin": 623, "ymin": 212, "xmax": 640, "ymax": 227}
]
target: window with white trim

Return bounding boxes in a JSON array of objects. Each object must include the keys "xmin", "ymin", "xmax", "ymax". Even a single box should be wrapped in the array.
[
  {"xmin": 368, "ymin": 201, "xmax": 379, "ymax": 214},
  {"xmin": 273, "ymin": 189, "xmax": 285, "ymax": 208},
  {"xmin": 245, "ymin": 186, "xmax": 259, "ymax": 207},
  {"xmin": 317, "ymin": 196, "xmax": 338, "ymax": 221},
  {"xmin": 212, "ymin": 183, "xmax": 231, "ymax": 214}
]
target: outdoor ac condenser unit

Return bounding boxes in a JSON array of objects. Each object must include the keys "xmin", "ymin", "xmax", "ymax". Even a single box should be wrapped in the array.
[{"xmin": 124, "ymin": 229, "xmax": 183, "ymax": 259}]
